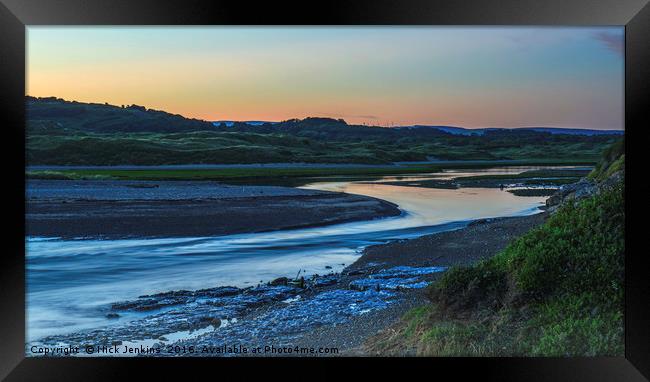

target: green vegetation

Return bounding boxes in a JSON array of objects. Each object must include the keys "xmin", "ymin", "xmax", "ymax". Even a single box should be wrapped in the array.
[
  {"xmin": 588, "ymin": 138, "xmax": 625, "ymax": 181},
  {"xmin": 26, "ymin": 160, "xmax": 598, "ymax": 183},
  {"xmin": 369, "ymin": 145, "xmax": 625, "ymax": 356},
  {"xmin": 27, "ymin": 130, "xmax": 416, "ymax": 165},
  {"xmin": 27, "ymin": 97, "xmax": 621, "ymax": 166},
  {"xmin": 372, "ymin": 181, "xmax": 624, "ymax": 356},
  {"xmin": 27, "ymin": 165, "xmax": 442, "ymax": 182}
]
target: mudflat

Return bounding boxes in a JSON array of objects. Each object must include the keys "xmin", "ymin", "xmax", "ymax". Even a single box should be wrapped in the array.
[{"xmin": 26, "ymin": 180, "xmax": 401, "ymax": 239}]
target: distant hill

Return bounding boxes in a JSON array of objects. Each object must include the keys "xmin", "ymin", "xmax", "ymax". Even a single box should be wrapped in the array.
[
  {"xmin": 214, "ymin": 121, "xmax": 279, "ymax": 127},
  {"xmin": 28, "ymin": 96, "xmax": 623, "ymax": 138},
  {"xmin": 401, "ymin": 125, "xmax": 623, "ymax": 137},
  {"xmin": 26, "ymin": 97, "xmax": 623, "ymax": 165},
  {"xmin": 27, "ymin": 96, "xmax": 215, "ymax": 133}
]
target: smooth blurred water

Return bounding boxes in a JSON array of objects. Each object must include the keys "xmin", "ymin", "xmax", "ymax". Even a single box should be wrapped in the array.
[{"xmin": 26, "ymin": 167, "xmax": 553, "ymax": 341}]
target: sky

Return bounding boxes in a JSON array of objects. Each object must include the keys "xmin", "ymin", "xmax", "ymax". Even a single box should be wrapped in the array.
[{"xmin": 27, "ymin": 27, "xmax": 624, "ymax": 130}]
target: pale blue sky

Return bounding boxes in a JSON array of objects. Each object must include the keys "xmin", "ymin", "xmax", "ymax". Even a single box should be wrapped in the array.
[{"xmin": 27, "ymin": 27, "xmax": 624, "ymax": 129}]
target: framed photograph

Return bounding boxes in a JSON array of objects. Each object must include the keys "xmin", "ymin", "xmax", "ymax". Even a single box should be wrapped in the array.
[{"xmin": 1, "ymin": 0, "xmax": 648, "ymax": 379}]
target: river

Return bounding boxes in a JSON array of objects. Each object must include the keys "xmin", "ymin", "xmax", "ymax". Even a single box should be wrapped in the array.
[{"xmin": 26, "ymin": 166, "xmax": 563, "ymax": 342}]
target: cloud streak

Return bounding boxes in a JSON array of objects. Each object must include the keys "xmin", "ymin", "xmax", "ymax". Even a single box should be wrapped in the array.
[{"xmin": 594, "ymin": 31, "xmax": 624, "ymax": 57}]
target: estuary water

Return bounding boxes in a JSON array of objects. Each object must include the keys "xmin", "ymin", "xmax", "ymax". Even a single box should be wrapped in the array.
[{"xmin": 25, "ymin": 166, "xmax": 557, "ymax": 341}]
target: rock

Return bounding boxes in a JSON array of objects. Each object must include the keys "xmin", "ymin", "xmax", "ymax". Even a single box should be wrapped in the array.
[
  {"xmin": 111, "ymin": 298, "xmax": 168, "ymax": 312},
  {"xmin": 469, "ymin": 218, "xmax": 493, "ymax": 226},
  {"xmin": 325, "ymin": 266, "xmax": 332, "ymax": 269},
  {"xmin": 269, "ymin": 277, "xmax": 289, "ymax": 286},
  {"xmin": 106, "ymin": 313, "xmax": 120, "ymax": 319},
  {"xmin": 598, "ymin": 170, "xmax": 624, "ymax": 192},
  {"xmin": 313, "ymin": 276, "xmax": 338, "ymax": 287},
  {"xmin": 546, "ymin": 178, "xmax": 596, "ymax": 209},
  {"xmin": 547, "ymin": 168, "xmax": 623, "ymax": 213},
  {"xmin": 288, "ymin": 277, "xmax": 305, "ymax": 288}
]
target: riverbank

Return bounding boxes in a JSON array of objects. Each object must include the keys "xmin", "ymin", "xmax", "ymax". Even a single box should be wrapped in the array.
[
  {"xmin": 26, "ymin": 180, "xmax": 400, "ymax": 239},
  {"xmin": 28, "ymin": 211, "xmax": 546, "ymax": 356},
  {"xmin": 288, "ymin": 212, "xmax": 548, "ymax": 354},
  {"xmin": 363, "ymin": 159, "xmax": 624, "ymax": 356},
  {"xmin": 26, "ymin": 159, "xmax": 596, "ymax": 185}
]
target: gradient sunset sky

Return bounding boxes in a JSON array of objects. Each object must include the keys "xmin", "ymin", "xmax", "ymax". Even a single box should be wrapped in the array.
[{"xmin": 27, "ymin": 27, "xmax": 624, "ymax": 129}]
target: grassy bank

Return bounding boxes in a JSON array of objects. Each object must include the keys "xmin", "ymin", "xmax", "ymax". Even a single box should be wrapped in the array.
[
  {"xmin": 369, "ymin": 180, "xmax": 624, "ymax": 356},
  {"xmin": 26, "ymin": 160, "xmax": 597, "ymax": 183},
  {"xmin": 26, "ymin": 165, "xmax": 442, "ymax": 182},
  {"xmin": 588, "ymin": 138, "xmax": 625, "ymax": 182}
]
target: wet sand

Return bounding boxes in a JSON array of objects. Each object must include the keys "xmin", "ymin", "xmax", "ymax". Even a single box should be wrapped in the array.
[{"xmin": 26, "ymin": 180, "xmax": 400, "ymax": 239}]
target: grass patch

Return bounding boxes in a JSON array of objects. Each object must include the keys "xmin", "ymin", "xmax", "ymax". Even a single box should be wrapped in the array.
[
  {"xmin": 26, "ymin": 165, "xmax": 443, "ymax": 182},
  {"xmin": 588, "ymin": 138, "xmax": 624, "ymax": 181},
  {"xmin": 25, "ymin": 170, "xmax": 113, "ymax": 180},
  {"xmin": 26, "ymin": 160, "xmax": 596, "ymax": 183}
]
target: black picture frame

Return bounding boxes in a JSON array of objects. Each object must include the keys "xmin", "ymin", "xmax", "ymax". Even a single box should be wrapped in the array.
[{"xmin": 1, "ymin": 0, "xmax": 648, "ymax": 380}]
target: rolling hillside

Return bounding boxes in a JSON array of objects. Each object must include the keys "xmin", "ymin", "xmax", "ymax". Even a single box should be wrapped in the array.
[{"xmin": 27, "ymin": 97, "xmax": 622, "ymax": 165}]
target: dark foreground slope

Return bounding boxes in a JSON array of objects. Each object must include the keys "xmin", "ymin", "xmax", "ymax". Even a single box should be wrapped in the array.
[{"xmin": 365, "ymin": 147, "xmax": 625, "ymax": 356}]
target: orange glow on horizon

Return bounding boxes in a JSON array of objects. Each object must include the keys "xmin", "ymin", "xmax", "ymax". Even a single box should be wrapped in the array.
[{"xmin": 27, "ymin": 27, "xmax": 624, "ymax": 129}]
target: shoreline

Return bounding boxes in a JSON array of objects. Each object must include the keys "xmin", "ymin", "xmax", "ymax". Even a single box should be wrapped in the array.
[
  {"xmin": 28, "ymin": 210, "xmax": 547, "ymax": 356},
  {"xmin": 26, "ymin": 179, "xmax": 401, "ymax": 239},
  {"xmin": 353, "ymin": 212, "xmax": 547, "ymax": 270},
  {"xmin": 27, "ymin": 159, "xmax": 596, "ymax": 171},
  {"xmin": 288, "ymin": 212, "xmax": 548, "ymax": 354}
]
